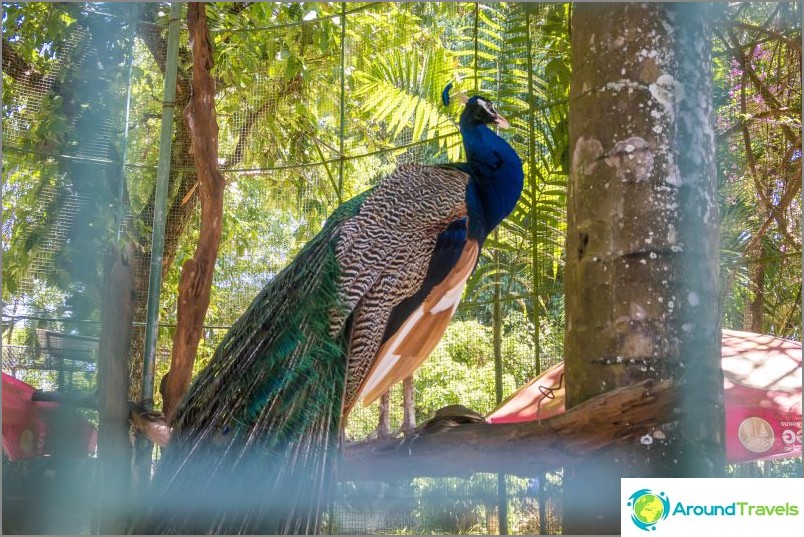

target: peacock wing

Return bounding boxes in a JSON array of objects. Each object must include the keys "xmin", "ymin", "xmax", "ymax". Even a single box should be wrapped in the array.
[
  {"xmin": 335, "ymin": 165, "xmax": 473, "ymax": 415},
  {"xmin": 356, "ymin": 233, "xmax": 479, "ymax": 407}
]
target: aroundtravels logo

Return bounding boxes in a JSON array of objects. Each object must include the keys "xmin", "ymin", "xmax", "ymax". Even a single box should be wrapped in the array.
[
  {"xmin": 623, "ymin": 479, "xmax": 802, "ymax": 535},
  {"xmin": 625, "ymin": 485, "xmax": 800, "ymax": 532},
  {"xmin": 627, "ymin": 489, "xmax": 670, "ymax": 531}
]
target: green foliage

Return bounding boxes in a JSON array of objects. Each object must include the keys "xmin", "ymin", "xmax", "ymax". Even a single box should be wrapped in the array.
[
  {"xmin": 353, "ymin": 47, "xmax": 462, "ymax": 160},
  {"xmin": 415, "ymin": 320, "xmax": 516, "ymax": 420},
  {"xmin": 713, "ymin": 2, "xmax": 802, "ymax": 338},
  {"xmin": 2, "ymin": 2, "xmax": 135, "ymax": 322},
  {"xmin": 3, "ymin": 5, "xmax": 801, "ymax": 488}
]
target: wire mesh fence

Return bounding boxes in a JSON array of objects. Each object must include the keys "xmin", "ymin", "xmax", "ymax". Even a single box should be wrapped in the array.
[
  {"xmin": 3, "ymin": 3, "xmax": 568, "ymax": 533},
  {"xmin": 3, "ymin": 1, "xmax": 799, "ymax": 535},
  {"xmin": 329, "ymin": 473, "xmax": 563, "ymax": 535}
]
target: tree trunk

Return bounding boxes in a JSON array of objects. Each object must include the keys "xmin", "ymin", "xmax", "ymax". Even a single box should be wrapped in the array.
[
  {"xmin": 160, "ymin": 2, "xmax": 226, "ymax": 421},
  {"xmin": 743, "ymin": 239, "xmax": 765, "ymax": 333},
  {"xmin": 128, "ymin": 179, "xmax": 196, "ymax": 403},
  {"xmin": 378, "ymin": 391, "xmax": 391, "ymax": 437},
  {"xmin": 564, "ymin": 3, "xmax": 724, "ymax": 533},
  {"xmin": 402, "ymin": 376, "xmax": 416, "ymax": 433},
  {"xmin": 96, "ymin": 243, "xmax": 135, "ymax": 534}
]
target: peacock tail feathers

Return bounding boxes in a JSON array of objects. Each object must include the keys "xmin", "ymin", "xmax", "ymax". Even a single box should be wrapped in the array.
[
  {"xmin": 143, "ymin": 191, "xmax": 369, "ymax": 534},
  {"xmin": 144, "ymin": 163, "xmax": 472, "ymax": 533}
]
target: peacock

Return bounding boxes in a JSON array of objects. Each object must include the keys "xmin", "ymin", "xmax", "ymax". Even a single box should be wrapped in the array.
[{"xmin": 140, "ymin": 92, "xmax": 524, "ymax": 534}]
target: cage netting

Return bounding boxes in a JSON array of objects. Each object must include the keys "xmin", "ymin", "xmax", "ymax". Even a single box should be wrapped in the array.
[{"xmin": 8, "ymin": 1, "xmax": 798, "ymax": 534}]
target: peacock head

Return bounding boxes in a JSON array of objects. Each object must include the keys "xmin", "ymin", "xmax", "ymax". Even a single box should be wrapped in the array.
[
  {"xmin": 442, "ymin": 83, "xmax": 510, "ymax": 130},
  {"xmin": 461, "ymin": 95, "xmax": 510, "ymax": 130}
]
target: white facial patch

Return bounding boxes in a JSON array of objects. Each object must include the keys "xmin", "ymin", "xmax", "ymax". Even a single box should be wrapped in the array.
[{"xmin": 479, "ymin": 98, "xmax": 497, "ymax": 118}]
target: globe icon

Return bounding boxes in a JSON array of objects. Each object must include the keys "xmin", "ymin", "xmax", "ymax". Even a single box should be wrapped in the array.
[
  {"xmin": 633, "ymin": 494, "xmax": 664, "ymax": 525},
  {"xmin": 628, "ymin": 489, "xmax": 671, "ymax": 531}
]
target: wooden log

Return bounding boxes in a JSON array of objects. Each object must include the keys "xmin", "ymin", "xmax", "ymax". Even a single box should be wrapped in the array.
[{"xmin": 339, "ymin": 379, "xmax": 677, "ymax": 481}]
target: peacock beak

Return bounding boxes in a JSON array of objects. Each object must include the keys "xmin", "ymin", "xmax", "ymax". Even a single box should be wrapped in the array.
[{"xmin": 494, "ymin": 114, "xmax": 510, "ymax": 129}]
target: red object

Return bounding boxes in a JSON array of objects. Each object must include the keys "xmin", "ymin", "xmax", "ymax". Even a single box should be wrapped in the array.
[
  {"xmin": 2, "ymin": 373, "xmax": 97, "ymax": 461},
  {"xmin": 486, "ymin": 329, "xmax": 802, "ymax": 463}
]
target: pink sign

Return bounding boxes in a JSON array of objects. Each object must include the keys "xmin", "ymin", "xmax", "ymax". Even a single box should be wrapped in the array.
[
  {"xmin": 487, "ymin": 330, "xmax": 802, "ymax": 463},
  {"xmin": 2, "ymin": 373, "xmax": 97, "ymax": 461}
]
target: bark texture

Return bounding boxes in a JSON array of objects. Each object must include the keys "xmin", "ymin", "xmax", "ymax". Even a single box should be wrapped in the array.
[
  {"xmin": 96, "ymin": 244, "xmax": 135, "ymax": 534},
  {"xmin": 564, "ymin": 3, "xmax": 723, "ymax": 533},
  {"xmin": 341, "ymin": 379, "xmax": 676, "ymax": 481},
  {"xmin": 160, "ymin": 2, "xmax": 226, "ymax": 421}
]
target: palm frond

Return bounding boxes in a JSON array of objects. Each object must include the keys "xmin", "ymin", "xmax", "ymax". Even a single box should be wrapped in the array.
[{"xmin": 352, "ymin": 47, "xmax": 460, "ymax": 160}]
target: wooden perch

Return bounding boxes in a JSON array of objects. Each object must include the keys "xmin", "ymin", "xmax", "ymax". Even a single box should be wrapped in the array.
[
  {"xmin": 129, "ymin": 402, "xmax": 172, "ymax": 448},
  {"xmin": 338, "ymin": 379, "xmax": 677, "ymax": 481},
  {"xmin": 127, "ymin": 379, "xmax": 677, "ymax": 479}
]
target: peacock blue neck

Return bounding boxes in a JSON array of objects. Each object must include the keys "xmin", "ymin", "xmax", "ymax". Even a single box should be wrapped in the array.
[{"xmin": 459, "ymin": 119, "xmax": 524, "ymax": 241}]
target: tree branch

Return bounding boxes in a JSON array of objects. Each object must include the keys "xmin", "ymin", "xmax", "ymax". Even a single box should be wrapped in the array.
[
  {"xmin": 742, "ymin": 168, "xmax": 802, "ymax": 256},
  {"xmin": 227, "ymin": 2, "xmax": 254, "ymax": 16},
  {"xmin": 129, "ymin": 402, "xmax": 172, "ymax": 447},
  {"xmin": 719, "ymin": 28, "xmax": 803, "ymax": 253},
  {"xmin": 2, "ymin": 39, "xmax": 50, "ymax": 90},
  {"xmin": 726, "ymin": 28, "xmax": 800, "ymax": 146},
  {"xmin": 732, "ymin": 21, "xmax": 801, "ymax": 51},
  {"xmin": 224, "ymin": 74, "xmax": 303, "ymax": 169},
  {"xmin": 130, "ymin": 379, "xmax": 678, "ymax": 479},
  {"xmin": 338, "ymin": 379, "xmax": 677, "ymax": 481},
  {"xmin": 716, "ymin": 107, "xmax": 797, "ymax": 141},
  {"xmin": 161, "ymin": 2, "xmax": 226, "ymax": 421},
  {"xmin": 740, "ymin": 70, "xmax": 772, "ymax": 214}
]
